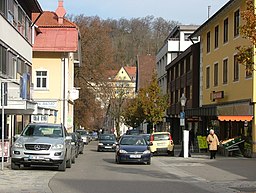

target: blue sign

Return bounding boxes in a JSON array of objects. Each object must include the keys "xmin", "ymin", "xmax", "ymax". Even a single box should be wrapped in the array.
[
  {"xmin": 180, "ymin": 112, "xmax": 185, "ymax": 119},
  {"xmin": 20, "ymin": 73, "xmax": 31, "ymax": 100}
]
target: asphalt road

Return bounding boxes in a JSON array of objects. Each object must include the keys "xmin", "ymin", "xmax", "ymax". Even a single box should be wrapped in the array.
[{"xmin": 49, "ymin": 141, "xmax": 214, "ymax": 193}]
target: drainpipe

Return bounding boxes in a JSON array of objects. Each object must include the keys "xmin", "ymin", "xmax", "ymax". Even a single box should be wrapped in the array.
[{"xmin": 63, "ymin": 55, "xmax": 66, "ymax": 127}]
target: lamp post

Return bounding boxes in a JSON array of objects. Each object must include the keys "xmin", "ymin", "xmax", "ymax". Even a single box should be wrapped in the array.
[{"xmin": 179, "ymin": 93, "xmax": 190, "ymax": 158}]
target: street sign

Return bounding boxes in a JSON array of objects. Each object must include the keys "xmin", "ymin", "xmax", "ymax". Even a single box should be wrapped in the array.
[{"xmin": 180, "ymin": 112, "xmax": 185, "ymax": 126}]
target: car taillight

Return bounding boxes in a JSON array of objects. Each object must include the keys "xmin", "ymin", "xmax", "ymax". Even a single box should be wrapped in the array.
[
  {"xmin": 169, "ymin": 134, "xmax": 173, "ymax": 144},
  {"xmin": 150, "ymin": 135, "xmax": 154, "ymax": 141}
]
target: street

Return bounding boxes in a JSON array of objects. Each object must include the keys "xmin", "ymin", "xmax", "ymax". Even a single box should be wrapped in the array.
[{"xmin": 0, "ymin": 141, "xmax": 256, "ymax": 193}]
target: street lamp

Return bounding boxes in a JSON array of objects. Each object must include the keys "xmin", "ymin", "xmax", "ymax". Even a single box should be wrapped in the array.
[{"xmin": 179, "ymin": 93, "xmax": 190, "ymax": 158}]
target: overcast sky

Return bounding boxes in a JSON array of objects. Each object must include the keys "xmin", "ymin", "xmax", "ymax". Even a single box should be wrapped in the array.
[{"xmin": 37, "ymin": 0, "xmax": 229, "ymax": 25}]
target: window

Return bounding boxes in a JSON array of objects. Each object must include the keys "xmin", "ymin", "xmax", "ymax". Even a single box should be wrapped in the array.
[
  {"xmin": 180, "ymin": 60, "xmax": 184, "ymax": 76},
  {"xmin": 234, "ymin": 10, "xmax": 240, "ymax": 37},
  {"xmin": 36, "ymin": 71, "xmax": 47, "ymax": 89},
  {"xmin": 0, "ymin": 45, "xmax": 7, "ymax": 75},
  {"xmin": 224, "ymin": 18, "xmax": 229, "ymax": 43},
  {"xmin": 206, "ymin": 66, "xmax": 210, "ymax": 89},
  {"xmin": 0, "ymin": 0, "xmax": 6, "ymax": 16},
  {"xmin": 8, "ymin": 51, "xmax": 16, "ymax": 78},
  {"xmin": 175, "ymin": 90, "xmax": 179, "ymax": 103},
  {"xmin": 207, "ymin": 31, "xmax": 211, "ymax": 53},
  {"xmin": 214, "ymin": 25, "xmax": 219, "ymax": 49},
  {"xmin": 234, "ymin": 55, "xmax": 239, "ymax": 81},
  {"xmin": 175, "ymin": 64, "xmax": 179, "ymax": 78},
  {"xmin": 186, "ymin": 55, "xmax": 191, "ymax": 72},
  {"xmin": 180, "ymin": 88, "xmax": 184, "ymax": 98},
  {"xmin": 171, "ymin": 68, "xmax": 174, "ymax": 81},
  {"xmin": 214, "ymin": 63, "xmax": 218, "ymax": 86},
  {"xmin": 223, "ymin": 59, "xmax": 228, "ymax": 84},
  {"xmin": 171, "ymin": 91, "xmax": 174, "ymax": 104},
  {"xmin": 186, "ymin": 86, "xmax": 191, "ymax": 100}
]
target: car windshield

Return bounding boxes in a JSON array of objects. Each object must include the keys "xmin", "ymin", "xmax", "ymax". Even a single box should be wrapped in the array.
[
  {"xmin": 99, "ymin": 135, "xmax": 115, "ymax": 141},
  {"xmin": 22, "ymin": 125, "xmax": 63, "ymax": 137},
  {"xmin": 120, "ymin": 137, "xmax": 146, "ymax": 146},
  {"xmin": 76, "ymin": 130, "xmax": 88, "ymax": 135},
  {"xmin": 153, "ymin": 134, "xmax": 169, "ymax": 141}
]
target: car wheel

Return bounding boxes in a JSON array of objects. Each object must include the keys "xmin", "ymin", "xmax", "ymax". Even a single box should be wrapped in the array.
[
  {"xmin": 80, "ymin": 150, "xmax": 84, "ymax": 154},
  {"xmin": 11, "ymin": 162, "xmax": 20, "ymax": 170},
  {"xmin": 168, "ymin": 150, "xmax": 174, "ymax": 156},
  {"xmin": 147, "ymin": 160, "xmax": 151, "ymax": 165},
  {"xmin": 72, "ymin": 156, "xmax": 76, "ymax": 164},
  {"xmin": 58, "ymin": 157, "xmax": 66, "ymax": 171},
  {"xmin": 66, "ymin": 157, "xmax": 72, "ymax": 168}
]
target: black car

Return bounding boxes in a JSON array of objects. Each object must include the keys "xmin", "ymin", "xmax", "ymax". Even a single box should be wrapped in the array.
[
  {"xmin": 115, "ymin": 135, "xmax": 151, "ymax": 165},
  {"xmin": 70, "ymin": 133, "xmax": 79, "ymax": 163},
  {"xmin": 97, "ymin": 134, "xmax": 117, "ymax": 152}
]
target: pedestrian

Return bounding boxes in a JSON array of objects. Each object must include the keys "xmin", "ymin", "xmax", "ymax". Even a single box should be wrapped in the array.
[{"xmin": 207, "ymin": 129, "xmax": 219, "ymax": 159}]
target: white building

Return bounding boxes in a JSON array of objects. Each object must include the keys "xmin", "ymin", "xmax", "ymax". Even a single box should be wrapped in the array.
[
  {"xmin": 156, "ymin": 25, "xmax": 199, "ymax": 94},
  {"xmin": 0, "ymin": 0, "xmax": 56, "ymax": 156}
]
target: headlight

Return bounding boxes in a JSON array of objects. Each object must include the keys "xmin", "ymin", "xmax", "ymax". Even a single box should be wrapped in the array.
[
  {"xmin": 98, "ymin": 143, "xmax": 103, "ymax": 146},
  {"xmin": 119, "ymin": 149, "xmax": 127, "ymax": 154},
  {"xmin": 143, "ymin": 150, "xmax": 151, "ymax": 154},
  {"xmin": 13, "ymin": 142, "xmax": 23, "ymax": 148},
  {"xmin": 112, "ymin": 143, "xmax": 116, "ymax": 147},
  {"xmin": 52, "ymin": 144, "xmax": 64, "ymax": 150}
]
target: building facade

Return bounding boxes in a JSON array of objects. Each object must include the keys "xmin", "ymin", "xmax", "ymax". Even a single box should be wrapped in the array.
[
  {"xmin": 191, "ymin": 0, "xmax": 255, "ymax": 156},
  {"xmin": 166, "ymin": 43, "xmax": 200, "ymax": 144},
  {"xmin": 32, "ymin": 0, "xmax": 81, "ymax": 132}
]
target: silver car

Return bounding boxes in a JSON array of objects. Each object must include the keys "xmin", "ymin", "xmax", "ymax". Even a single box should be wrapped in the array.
[{"xmin": 11, "ymin": 123, "xmax": 72, "ymax": 171}]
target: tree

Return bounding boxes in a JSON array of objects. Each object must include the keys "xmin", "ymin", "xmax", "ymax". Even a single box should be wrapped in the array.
[
  {"xmin": 122, "ymin": 98, "xmax": 146, "ymax": 129},
  {"xmin": 138, "ymin": 74, "xmax": 169, "ymax": 129},
  {"xmin": 236, "ymin": 0, "xmax": 255, "ymax": 73}
]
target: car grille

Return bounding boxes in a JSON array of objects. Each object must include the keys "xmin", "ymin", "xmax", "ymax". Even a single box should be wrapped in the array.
[{"xmin": 25, "ymin": 144, "xmax": 51, "ymax": 151}]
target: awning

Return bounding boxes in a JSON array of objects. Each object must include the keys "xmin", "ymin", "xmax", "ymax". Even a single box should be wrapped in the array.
[{"xmin": 218, "ymin": 116, "xmax": 253, "ymax": 121}]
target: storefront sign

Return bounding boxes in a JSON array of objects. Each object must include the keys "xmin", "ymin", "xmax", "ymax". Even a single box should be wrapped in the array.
[
  {"xmin": 212, "ymin": 91, "xmax": 224, "ymax": 101},
  {"xmin": 37, "ymin": 101, "xmax": 57, "ymax": 109}
]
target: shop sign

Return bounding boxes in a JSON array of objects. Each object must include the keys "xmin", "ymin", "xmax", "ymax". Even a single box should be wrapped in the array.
[{"xmin": 212, "ymin": 91, "xmax": 224, "ymax": 101}]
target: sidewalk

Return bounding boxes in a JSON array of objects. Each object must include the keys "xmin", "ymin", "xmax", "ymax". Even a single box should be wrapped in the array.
[{"xmin": 0, "ymin": 163, "xmax": 56, "ymax": 193}]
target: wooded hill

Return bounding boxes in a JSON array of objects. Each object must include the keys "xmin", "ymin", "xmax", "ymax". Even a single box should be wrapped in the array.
[{"xmin": 71, "ymin": 15, "xmax": 180, "ymax": 130}]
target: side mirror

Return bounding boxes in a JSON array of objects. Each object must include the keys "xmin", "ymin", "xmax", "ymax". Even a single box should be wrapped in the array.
[{"xmin": 14, "ymin": 134, "xmax": 20, "ymax": 142}]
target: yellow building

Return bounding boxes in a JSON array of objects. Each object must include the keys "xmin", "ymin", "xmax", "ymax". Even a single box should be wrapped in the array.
[
  {"xmin": 32, "ymin": 1, "xmax": 81, "ymax": 132},
  {"xmin": 192, "ymin": 0, "xmax": 256, "ymax": 156}
]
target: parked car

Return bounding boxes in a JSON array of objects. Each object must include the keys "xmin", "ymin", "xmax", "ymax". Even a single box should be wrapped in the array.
[
  {"xmin": 115, "ymin": 135, "xmax": 151, "ymax": 165},
  {"xmin": 97, "ymin": 134, "xmax": 117, "ymax": 152},
  {"xmin": 91, "ymin": 132, "xmax": 98, "ymax": 141},
  {"xmin": 11, "ymin": 123, "xmax": 72, "ymax": 171},
  {"xmin": 76, "ymin": 130, "xmax": 90, "ymax": 145},
  {"xmin": 149, "ymin": 132, "xmax": 174, "ymax": 156},
  {"xmin": 140, "ymin": 134, "xmax": 150, "ymax": 144},
  {"xmin": 70, "ymin": 133, "xmax": 79, "ymax": 163},
  {"xmin": 75, "ymin": 132, "xmax": 84, "ymax": 154}
]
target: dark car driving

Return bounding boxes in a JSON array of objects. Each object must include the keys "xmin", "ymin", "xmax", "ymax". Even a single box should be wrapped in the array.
[
  {"xmin": 115, "ymin": 135, "xmax": 151, "ymax": 165},
  {"xmin": 97, "ymin": 134, "xmax": 117, "ymax": 152}
]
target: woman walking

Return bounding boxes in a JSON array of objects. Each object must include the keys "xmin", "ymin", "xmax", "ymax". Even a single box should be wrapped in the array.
[{"xmin": 207, "ymin": 129, "xmax": 219, "ymax": 159}]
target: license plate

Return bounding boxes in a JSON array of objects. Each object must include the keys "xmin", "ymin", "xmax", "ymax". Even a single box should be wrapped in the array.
[
  {"xmin": 157, "ymin": 143, "xmax": 165, "ymax": 146},
  {"xmin": 104, "ymin": 146, "xmax": 112, "ymax": 149},
  {"xmin": 130, "ymin": 154, "xmax": 141, "ymax": 158},
  {"xmin": 28, "ymin": 155, "xmax": 41, "ymax": 159}
]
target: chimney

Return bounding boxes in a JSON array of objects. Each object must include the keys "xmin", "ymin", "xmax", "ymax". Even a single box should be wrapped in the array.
[{"xmin": 55, "ymin": 0, "xmax": 66, "ymax": 25}]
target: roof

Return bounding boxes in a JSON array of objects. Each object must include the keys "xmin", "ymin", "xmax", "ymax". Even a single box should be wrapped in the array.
[
  {"xmin": 33, "ymin": 11, "xmax": 77, "ymax": 28},
  {"xmin": 124, "ymin": 66, "xmax": 136, "ymax": 79},
  {"xmin": 18, "ymin": 0, "xmax": 43, "ymax": 14},
  {"xmin": 33, "ymin": 11, "xmax": 79, "ymax": 52},
  {"xmin": 191, "ymin": 0, "xmax": 237, "ymax": 37},
  {"xmin": 136, "ymin": 55, "xmax": 156, "ymax": 90}
]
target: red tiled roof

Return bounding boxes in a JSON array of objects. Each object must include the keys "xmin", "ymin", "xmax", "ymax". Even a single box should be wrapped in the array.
[
  {"xmin": 124, "ymin": 66, "xmax": 136, "ymax": 79},
  {"xmin": 137, "ymin": 55, "xmax": 156, "ymax": 89},
  {"xmin": 33, "ymin": 11, "xmax": 77, "ymax": 28},
  {"xmin": 33, "ymin": 11, "xmax": 79, "ymax": 52}
]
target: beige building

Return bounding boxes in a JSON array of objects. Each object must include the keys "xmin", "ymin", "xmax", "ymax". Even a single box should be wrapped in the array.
[{"xmin": 32, "ymin": 1, "xmax": 81, "ymax": 132}]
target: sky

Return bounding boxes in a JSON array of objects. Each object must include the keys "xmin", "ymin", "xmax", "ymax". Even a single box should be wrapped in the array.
[{"xmin": 37, "ymin": 0, "xmax": 229, "ymax": 25}]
